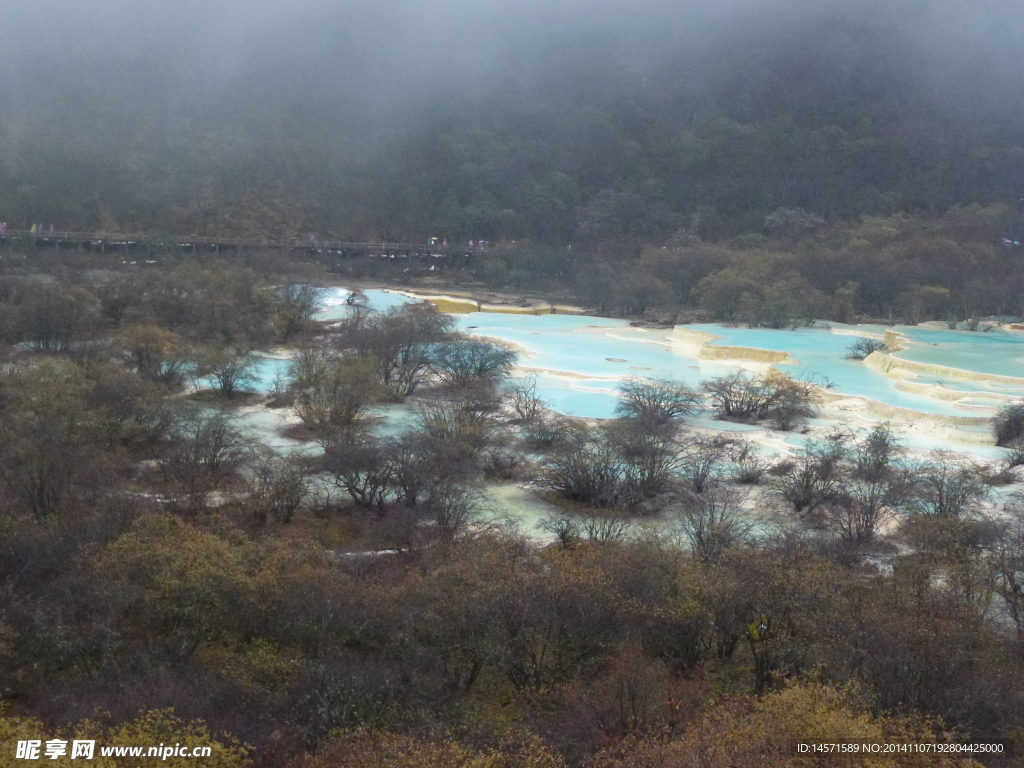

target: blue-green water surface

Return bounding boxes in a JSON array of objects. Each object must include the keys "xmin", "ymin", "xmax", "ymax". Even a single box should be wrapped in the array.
[{"xmin": 255, "ymin": 289, "xmax": 1023, "ymax": 428}]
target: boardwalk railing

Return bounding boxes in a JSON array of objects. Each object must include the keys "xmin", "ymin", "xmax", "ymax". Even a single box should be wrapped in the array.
[{"xmin": 0, "ymin": 230, "xmax": 483, "ymax": 255}]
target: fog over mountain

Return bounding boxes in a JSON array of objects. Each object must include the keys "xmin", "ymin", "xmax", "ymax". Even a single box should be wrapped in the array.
[
  {"xmin": 6, "ymin": 7, "xmax": 1024, "ymax": 765},
  {"xmin": 2, "ymin": 0, "xmax": 1023, "ymax": 239}
]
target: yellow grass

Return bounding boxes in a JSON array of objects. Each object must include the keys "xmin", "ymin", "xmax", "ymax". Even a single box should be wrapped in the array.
[
  {"xmin": 424, "ymin": 297, "xmax": 580, "ymax": 316},
  {"xmin": 427, "ymin": 298, "xmax": 479, "ymax": 314}
]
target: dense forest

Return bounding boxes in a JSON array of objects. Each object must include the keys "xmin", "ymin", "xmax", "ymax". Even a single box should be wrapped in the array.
[
  {"xmin": 2, "ymin": 0, "xmax": 1024, "ymax": 244},
  {"xmin": 319, "ymin": 203, "xmax": 1024, "ymax": 325}
]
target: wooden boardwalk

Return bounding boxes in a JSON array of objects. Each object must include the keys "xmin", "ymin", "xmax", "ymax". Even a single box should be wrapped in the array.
[{"xmin": 0, "ymin": 230, "xmax": 482, "ymax": 259}]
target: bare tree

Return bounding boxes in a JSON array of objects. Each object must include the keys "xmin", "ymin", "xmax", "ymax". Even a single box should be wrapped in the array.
[
  {"xmin": 853, "ymin": 423, "xmax": 903, "ymax": 481},
  {"xmin": 540, "ymin": 517, "xmax": 582, "ymax": 548},
  {"xmin": 673, "ymin": 487, "xmax": 754, "ymax": 565},
  {"xmin": 771, "ymin": 436, "xmax": 848, "ymax": 516},
  {"xmin": 413, "ymin": 388, "xmax": 502, "ymax": 460},
  {"xmin": 337, "ymin": 303, "xmax": 455, "ymax": 396},
  {"xmin": 544, "ymin": 418, "xmax": 685, "ymax": 509},
  {"xmin": 16, "ymin": 281, "xmax": 99, "ymax": 353},
  {"xmin": 245, "ymin": 453, "xmax": 311, "ymax": 525},
  {"xmin": 909, "ymin": 451, "xmax": 989, "ymax": 518},
  {"xmin": 322, "ymin": 432, "xmax": 394, "ymax": 508},
  {"xmin": 1002, "ymin": 443, "xmax": 1024, "ymax": 470},
  {"xmin": 994, "ymin": 402, "xmax": 1024, "ymax": 447},
  {"xmin": 679, "ymin": 435, "xmax": 727, "ymax": 493},
  {"xmin": 194, "ymin": 347, "xmax": 259, "ymax": 397},
  {"xmin": 767, "ymin": 377, "xmax": 821, "ymax": 431},
  {"xmin": 607, "ymin": 419, "xmax": 685, "ymax": 503},
  {"xmin": 544, "ymin": 426, "xmax": 627, "ymax": 508},
  {"xmin": 508, "ymin": 374, "xmax": 545, "ymax": 423},
  {"xmin": 704, "ymin": 371, "xmax": 817, "ymax": 429},
  {"xmin": 385, "ymin": 432, "xmax": 436, "ymax": 507},
  {"xmin": 277, "ymin": 284, "xmax": 326, "ymax": 338},
  {"xmin": 990, "ymin": 501, "xmax": 1024, "ymax": 645},
  {"xmin": 432, "ymin": 336, "xmax": 516, "ymax": 389},
  {"xmin": 578, "ymin": 513, "xmax": 633, "ymax": 545},
  {"xmin": 116, "ymin": 323, "xmax": 191, "ymax": 387},
  {"xmin": 288, "ymin": 341, "xmax": 337, "ymax": 389},
  {"xmin": 160, "ymin": 410, "xmax": 251, "ymax": 513},
  {"xmin": 293, "ymin": 354, "xmax": 381, "ymax": 436},
  {"xmin": 730, "ymin": 440, "xmax": 768, "ymax": 484},
  {"xmin": 826, "ymin": 470, "xmax": 912, "ymax": 545},
  {"xmin": 0, "ymin": 409, "xmax": 91, "ymax": 522},
  {"xmin": 424, "ymin": 481, "xmax": 481, "ymax": 537},
  {"xmin": 845, "ymin": 336, "xmax": 888, "ymax": 360},
  {"xmin": 615, "ymin": 377, "xmax": 700, "ymax": 428}
]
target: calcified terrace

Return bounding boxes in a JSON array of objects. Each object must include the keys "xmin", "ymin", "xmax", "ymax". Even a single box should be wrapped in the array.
[{"xmin": 250, "ymin": 288, "xmax": 1016, "ymax": 463}]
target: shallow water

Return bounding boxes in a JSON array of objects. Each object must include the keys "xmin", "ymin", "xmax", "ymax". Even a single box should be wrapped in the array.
[
  {"xmin": 691, "ymin": 323, "xmax": 975, "ymax": 416},
  {"xmin": 235, "ymin": 408, "xmax": 318, "ymax": 456},
  {"xmin": 477, "ymin": 484, "xmax": 563, "ymax": 540},
  {"xmin": 250, "ymin": 357, "xmax": 292, "ymax": 394},
  {"xmin": 456, "ymin": 314, "xmax": 1015, "ymax": 419},
  {"xmin": 895, "ymin": 325, "xmax": 1024, "ymax": 378},
  {"xmin": 316, "ymin": 287, "xmax": 414, "ymax": 320},
  {"xmin": 337, "ymin": 295, "xmax": 1024, "ymax": 520},
  {"xmin": 272, "ymin": 289, "xmax": 1024, "ymax": 428},
  {"xmin": 241, "ymin": 288, "xmax": 1024, "ymax": 461},
  {"xmin": 246, "ymin": 289, "xmax": 420, "ymax": 395}
]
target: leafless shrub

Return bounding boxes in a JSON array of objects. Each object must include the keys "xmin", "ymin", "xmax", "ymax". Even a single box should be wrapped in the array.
[
  {"xmin": 245, "ymin": 453, "xmax": 311, "ymax": 525},
  {"xmin": 673, "ymin": 487, "xmax": 754, "ymax": 564},
  {"xmin": 508, "ymin": 374, "xmax": 545, "ymax": 423},
  {"xmin": 845, "ymin": 337, "xmax": 888, "ymax": 359}
]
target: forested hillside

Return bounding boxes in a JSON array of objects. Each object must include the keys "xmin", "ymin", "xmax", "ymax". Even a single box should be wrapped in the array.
[
  {"xmin": 0, "ymin": 255, "xmax": 1021, "ymax": 767},
  {"xmin": 2, "ymin": 0, "xmax": 1024, "ymax": 242}
]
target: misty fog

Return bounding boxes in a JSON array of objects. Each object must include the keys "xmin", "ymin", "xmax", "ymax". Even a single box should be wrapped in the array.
[{"xmin": 2, "ymin": 0, "xmax": 1023, "ymax": 238}]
